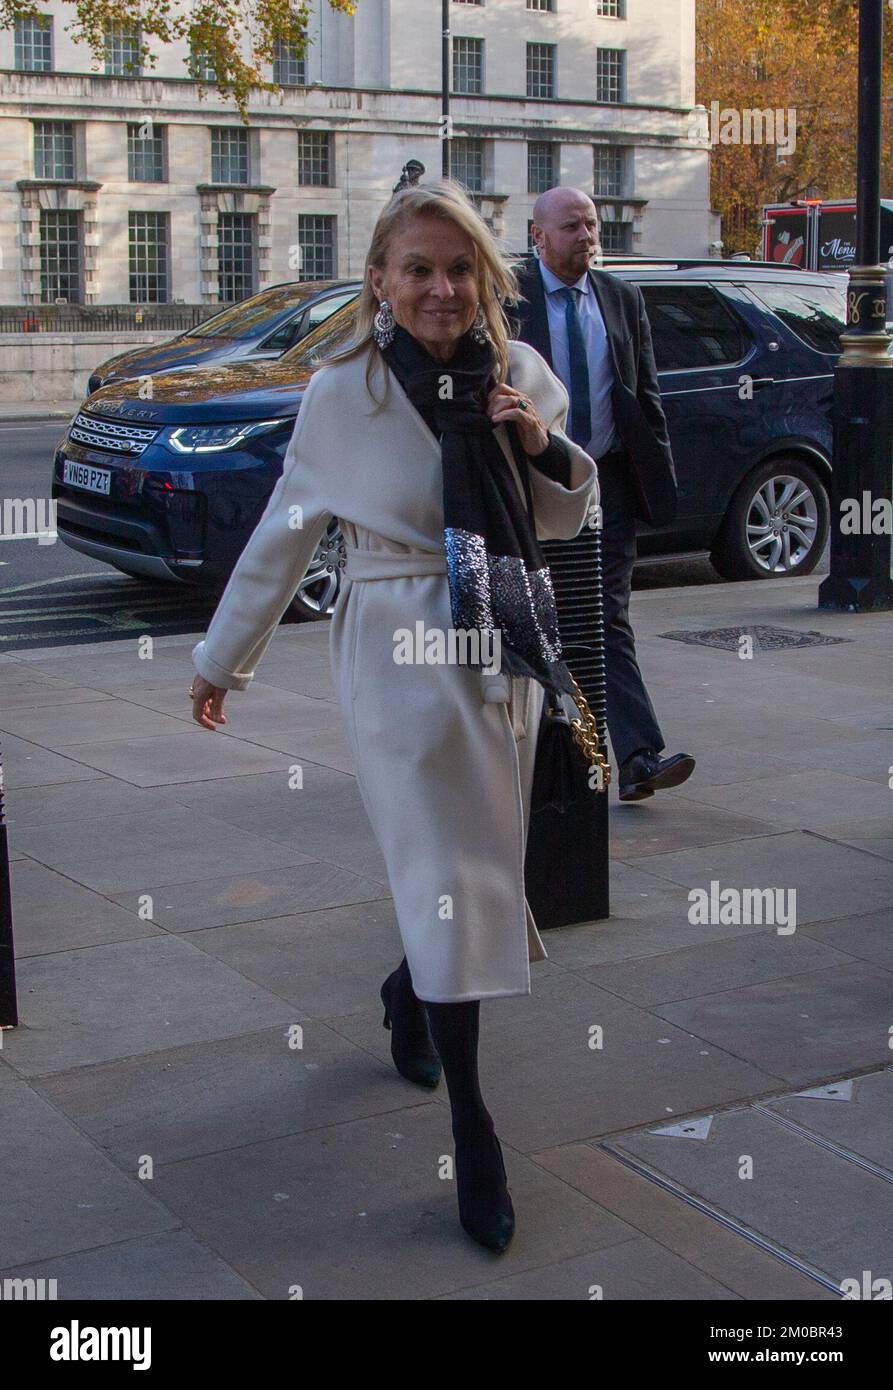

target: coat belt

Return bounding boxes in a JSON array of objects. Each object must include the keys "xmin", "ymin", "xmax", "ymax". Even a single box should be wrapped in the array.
[
  {"xmin": 342, "ymin": 546, "xmax": 528, "ymax": 732},
  {"xmin": 343, "ymin": 547, "xmax": 448, "ymax": 581}
]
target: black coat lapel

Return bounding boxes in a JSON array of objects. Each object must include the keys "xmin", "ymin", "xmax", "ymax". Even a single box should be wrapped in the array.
[
  {"xmin": 513, "ymin": 257, "xmax": 554, "ymax": 370},
  {"xmin": 587, "ymin": 269, "xmax": 625, "ymax": 384}
]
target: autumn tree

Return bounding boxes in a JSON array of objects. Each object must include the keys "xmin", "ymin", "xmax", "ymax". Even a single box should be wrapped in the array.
[
  {"xmin": 0, "ymin": 0, "xmax": 357, "ymax": 120},
  {"xmin": 697, "ymin": 0, "xmax": 893, "ymax": 255}
]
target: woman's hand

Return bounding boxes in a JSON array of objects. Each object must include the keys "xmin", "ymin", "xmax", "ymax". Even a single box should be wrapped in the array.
[
  {"xmin": 486, "ymin": 384, "xmax": 549, "ymax": 457},
  {"xmin": 190, "ymin": 674, "xmax": 227, "ymax": 731}
]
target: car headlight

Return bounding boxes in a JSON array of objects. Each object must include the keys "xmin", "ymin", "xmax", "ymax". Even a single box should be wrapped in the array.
[{"xmin": 164, "ymin": 419, "xmax": 291, "ymax": 454}]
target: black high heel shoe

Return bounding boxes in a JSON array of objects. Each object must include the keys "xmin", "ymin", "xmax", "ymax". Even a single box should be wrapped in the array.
[
  {"xmin": 453, "ymin": 1122, "xmax": 515, "ymax": 1253},
  {"xmin": 380, "ymin": 964, "xmax": 442, "ymax": 1089}
]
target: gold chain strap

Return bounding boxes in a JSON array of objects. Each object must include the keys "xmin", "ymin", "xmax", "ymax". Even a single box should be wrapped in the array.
[{"xmin": 567, "ymin": 672, "xmax": 612, "ymax": 788}]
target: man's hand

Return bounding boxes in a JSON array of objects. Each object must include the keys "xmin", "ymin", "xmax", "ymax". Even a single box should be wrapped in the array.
[
  {"xmin": 487, "ymin": 384, "xmax": 549, "ymax": 456},
  {"xmin": 190, "ymin": 674, "xmax": 227, "ymax": 731}
]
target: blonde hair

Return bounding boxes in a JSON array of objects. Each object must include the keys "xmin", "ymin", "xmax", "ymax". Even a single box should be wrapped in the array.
[{"xmin": 324, "ymin": 178, "xmax": 522, "ymax": 396}]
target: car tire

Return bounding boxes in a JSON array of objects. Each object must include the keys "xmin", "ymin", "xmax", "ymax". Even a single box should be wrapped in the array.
[
  {"xmin": 286, "ymin": 517, "xmax": 346, "ymax": 621},
  {"xmin": 710, "ymin": 456, "xmax": 830, "ymax": 581}
]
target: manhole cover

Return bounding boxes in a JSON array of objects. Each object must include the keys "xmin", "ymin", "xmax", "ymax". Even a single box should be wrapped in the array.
[{"xmin": 658, "ymin": 625, "xmax": 852, "ymax": 651}]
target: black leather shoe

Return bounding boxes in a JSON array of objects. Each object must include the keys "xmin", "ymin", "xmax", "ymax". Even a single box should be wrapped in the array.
[
  {"xmin": 380, "ymin": 962, "xmax": 442, "ymax": 1089},
  {"xmin": 619, "ymin": 750, "xmax": 696, "ymax": 802}
]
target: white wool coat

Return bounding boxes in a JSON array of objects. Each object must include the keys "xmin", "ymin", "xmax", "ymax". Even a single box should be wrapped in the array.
[{"xmin": 192, "ymin": 340, "xmax": 599, "ymax": 1001}]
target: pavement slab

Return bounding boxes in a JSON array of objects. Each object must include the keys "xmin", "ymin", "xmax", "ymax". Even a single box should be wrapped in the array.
[
  {"xmin": 9, "ymin": 858, "xmax": 159, "ymax": 956},
  {"xmin": 1, "ymin": 934, "xmax": 299, "ymax": 1076},
  {"xmin": 0, "ymin": 1231, "xmax": 262, "ymax": 1301},
  {"xmin": 147, "ymin": 1102, "xmax": 637, "ymax": 1300},
  {"xmin": 0, "ymin": 1081, "xmax": 177, "ymax": 1267}
]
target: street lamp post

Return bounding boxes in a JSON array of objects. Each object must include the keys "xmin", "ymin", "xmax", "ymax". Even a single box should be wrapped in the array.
[
  {"xmin": 819, "ymin": 0, "xmax": 893, "ymax": 612},
  {"xmin": 441, "ymin": 0, "xmax": 451, "ymax": 178}
]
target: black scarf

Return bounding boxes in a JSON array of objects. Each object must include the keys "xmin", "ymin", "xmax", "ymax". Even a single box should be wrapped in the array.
[{"xmin": 381, "ymin": 323, "xmax": 575, "ymax": 699}]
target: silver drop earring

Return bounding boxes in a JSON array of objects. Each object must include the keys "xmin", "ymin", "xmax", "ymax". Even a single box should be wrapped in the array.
[
  {"xmin": 471, "ymin": 305, "xmax": 491, "ymax": 344},
  {"xmin": 373, "ymin": 298, "xmax": 395, "ymax": 348}
]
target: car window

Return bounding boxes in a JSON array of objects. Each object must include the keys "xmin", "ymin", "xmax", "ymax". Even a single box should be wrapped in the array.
[
  {"xmin": 638, "ymin": 284, "xmax": 749, "ymax": 371},
  {"xmin": 189, "ymin": 285, "xmax": 329, "ymax": 341},
  {"xmin": 258, "ymin": 312, "xmax": 306, "ymax": 353},
  {"xmin": 305, "ymin": 291, "xmax": 358, "ymax": 331},
  {"xmin": 749, "ymin": 282, "xmax": 846, "ymax": 354},
  {"xmin": 281, "ymin": 300, "xmax": 360, "ymax": 366}
]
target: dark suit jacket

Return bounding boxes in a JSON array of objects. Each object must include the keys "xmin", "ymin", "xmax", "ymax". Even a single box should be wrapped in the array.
[{"xmin": 511, "ymin": 255, "xmax": 678, "ymax": 528}]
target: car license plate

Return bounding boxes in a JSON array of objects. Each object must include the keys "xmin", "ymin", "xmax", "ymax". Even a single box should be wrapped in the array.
[{"xmin": 63, "ymin": 460, "xmax": 112, "ymax": 496}]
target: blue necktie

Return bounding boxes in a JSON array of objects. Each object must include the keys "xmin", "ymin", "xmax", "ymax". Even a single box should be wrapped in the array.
[{"xmin": 558, "ymin": 286, "xmax": 591, "ymax": 448}]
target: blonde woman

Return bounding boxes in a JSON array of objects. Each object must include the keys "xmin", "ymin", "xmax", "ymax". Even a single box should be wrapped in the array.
[{"xmin": 190, "ymin": 180, "xmax": 599, "ymax": 1253}]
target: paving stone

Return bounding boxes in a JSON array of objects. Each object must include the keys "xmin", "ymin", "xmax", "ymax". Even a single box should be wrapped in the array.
[
  {"xmin": 10, "ymin": 804, "xmax": 314, "ymax": 894},
  {"xmin": 675, "ymin": 770, "xmax": 893, "ymax": 833},
  {"xmin": 655, "ymin": 960, "xmax": 893, "ymax": 1083},
  {"xmin": 823, "ymin": 819, "xmax": 893, "ymax": 863},
  {"xmin": 1, "ymin": 934, "xmax": 298, "ymax": 1076},
  {"xmin": 110, "ymin": 861, "xmax": 388, "ymax": 933},
  {"xmin": 0, "ymin": 1082, "xmax": 175, "ymax": 1266},
  {"xmin": 782, "ymin": 737, "xmax": 893, "ymax": 786},
  {"xmin": 0, "ymin": 732, "xmax": 104, "ymax": 790},
  {"xmin": 149, "ymin": 1103, "xmax": 635, "ymax": 1300},
  {"xmin": 532, "ymin": 1142, "xmax": 833, "ymax": 1301},
  {"xmin": 436, "ymin": 1236, "xmax": 740, "ymax": 1299},
  {"xmin": 762, "ymin": 1065, "xmax": 893, "ymax": 1171},
  {"xmin": 609, "ymin": 799, "xmax": 775, "ymax": 858},
  {"xmin": 581, "ymin": 931, "xmax": 857, "ymax": 1008},
  {"xmin": 0, "ymin": 683, "xmax": 115, "ymax": 709},
  {"xmin": 627, "ymin": 832, "xmax": 893, "ymax": 925},
  {"xmin": 38, "ymin": 731, "xmax": 299, "ymax": 788},
  {"xmin": 9, "ymin": 859, "xmax": 158, "ymax": 956},
  {"xmin": 160, "ymin": 766, "xmax": 389, "ymax": 881},
  {"xmin": 0, "ymin": 699, "xmax": 190, "ymax": 747},
  {"xmin": 801, "ymin": 908, "xmax": 893, "ymax": 971},
  {"xmin": 0, "ymin": 1231, "xmax": 261, "ymax": 1301},
  {"xmin": 330, "ymin": 969, "xmax": 779, "ymax": 1153},
  {"xmin": 611, "ymin": 1105, "xmax": 893, "ymax": 1287},
  {"xmin": 35, "ymin": 1023, "xmax": 421, "ymax": 1166},
  {"xmin": 5, "ymin": 777, "xmax": 188, "ymax": 829}
]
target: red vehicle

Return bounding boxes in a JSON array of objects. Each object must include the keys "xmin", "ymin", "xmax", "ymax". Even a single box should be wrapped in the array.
[{"xmin": 761, "ymin": 198, "xmax": 893, "ymax": 272}]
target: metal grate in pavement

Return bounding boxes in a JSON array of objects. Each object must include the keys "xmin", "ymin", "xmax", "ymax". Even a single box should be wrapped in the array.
[{"xmin": 658, "ymin": 624, "xmax": 852, "ymax": 652}]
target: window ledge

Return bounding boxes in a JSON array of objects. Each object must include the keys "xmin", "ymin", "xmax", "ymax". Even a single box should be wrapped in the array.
[
  {"xmin": 17, "ymin": 179, "xmax": 103, "ymax": 192},
  {"xmin": 196, "ymin": 183, "xmax": 277, "ymax": 195}
]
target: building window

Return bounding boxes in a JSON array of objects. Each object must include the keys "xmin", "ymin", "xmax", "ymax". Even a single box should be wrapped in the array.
[
  {"xmin": 127, "ymin": 122, "xmax": 165, "ymax": 181},
  {"xmin": 527, "ymin": 141, "xmax": 556, "ymax": 194},
  {"xmin": 596, "ymin": 48, "xmax": 625, "ymax": 103},
  {"xmin": 599, "ymin": 219, "xmax": 632, "ymax": 253},
  {"xmin": 452, "ymin": 37, "xmax": 483, "ymax": 94},
  {"xmin": 273, "ymin": 38, "xmax": 306, "ymax": 85},
  {"xmin": 594, "ymin": 145, "xmax": 625, "ymax": 197},
  {"xmin": 297, "ymin": 131, "xmax": 333, "ymax": 187},
  {"xmin": 189, "ymin": 44, "xmax": 217, "ymax": 82},
  {"xmin": 211, "ymin": 128, "xmax": 249, "ymax": 185},
  {"xmin": 526, "ymin": 43, "xmax": 555, "ymax": 99},
  {"xmin": 34, "ymin": 121, "xmax": 75, "ymax": 180},
  {"xmin": 449, "ymin": 138, "xmax": 484, "ymax": 193},
  {"xmin": 105, "ymin": 23, "xmax": 141, "ymax": 76},
  {"xmin": 14, "ymin": 15, "xmax": 53, "ymax": 71},
  {"xmin": 297, "ymin": 215, "xmax": 337, "ymax": 279},
  {"xmin": 526, "ymin": 0, "xmax": 555, "ymax": 10},
  {"xmin": 218, "ymin": 213, "xmax": 255, "ymax": 300},
  {"xmin": 527, "ymin": 219, "xmax": 536, "ymax": 250},
  {"xmin": 595, "ymin": 0, "xmax": 624, "ymax": 15},
  {"xmin": 129, "ymin": 212, "xmax": 169, "ymax": 302},
  {"xmin": 39, "ymin": 210, "xmax": 81, "ymax": 303}
]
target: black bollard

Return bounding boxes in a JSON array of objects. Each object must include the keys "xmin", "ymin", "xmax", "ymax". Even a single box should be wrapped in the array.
[{"xmin": 0, "ymin": 739, "xmax": 19, "ymax": 1029}]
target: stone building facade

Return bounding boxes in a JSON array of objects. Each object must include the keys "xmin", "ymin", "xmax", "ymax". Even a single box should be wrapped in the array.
[{"xmin": 0, "ymin": 0, "xmax": 714, "ymax": 306}]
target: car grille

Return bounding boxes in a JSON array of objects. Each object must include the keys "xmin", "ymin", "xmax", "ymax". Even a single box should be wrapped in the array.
[{"xmin": 69, "ymin": 412, "xmax": 160, "ymax": 456}]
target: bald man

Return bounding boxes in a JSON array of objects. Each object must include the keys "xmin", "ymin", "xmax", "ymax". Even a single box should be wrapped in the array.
[{"xmin": 512, "ymin": 187, "xmax": 695, "ymax": 801}]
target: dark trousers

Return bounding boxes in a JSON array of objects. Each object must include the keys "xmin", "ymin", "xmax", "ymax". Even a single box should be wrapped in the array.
[{"xmin": 597, "ymin": 451, "xmax": 665, "ymax": 768}]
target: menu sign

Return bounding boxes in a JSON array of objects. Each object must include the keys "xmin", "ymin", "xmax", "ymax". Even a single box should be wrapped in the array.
[{"xmin": 818, "ymin": 207, "xmax": 858, "ymax": 269}]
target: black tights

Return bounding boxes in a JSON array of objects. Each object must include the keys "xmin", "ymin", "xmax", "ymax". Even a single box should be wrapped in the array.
[{"xmin": 396, "ymin": 957, "xmax": 493, "ymax": 1138}]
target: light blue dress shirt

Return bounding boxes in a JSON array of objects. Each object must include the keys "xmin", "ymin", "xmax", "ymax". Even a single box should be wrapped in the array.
[{"xmin": 538, "ymin": 258, "xmax": 620, "ymax": 460}]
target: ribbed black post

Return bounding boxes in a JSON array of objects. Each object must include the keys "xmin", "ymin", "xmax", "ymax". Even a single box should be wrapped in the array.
[
  {"xmin": 0, "ymin": 739, "xmax": 19, "ymax": 1028},
  {"xmin": 524, "ymin": 526, "xmax": 611, "ymax": 926}
]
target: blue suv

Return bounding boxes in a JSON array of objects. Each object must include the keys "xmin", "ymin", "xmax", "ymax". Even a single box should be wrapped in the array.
[{"xmin": 52, "ymin": 260, "xmax": 847, "ymax": 620}]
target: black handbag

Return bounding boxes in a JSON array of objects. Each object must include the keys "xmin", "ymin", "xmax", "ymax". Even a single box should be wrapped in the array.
[{"xmin": 529, "ymin": 675, "xmax": 610, "ymax": 816}]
